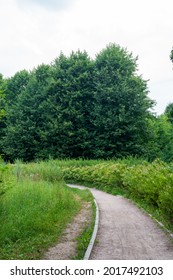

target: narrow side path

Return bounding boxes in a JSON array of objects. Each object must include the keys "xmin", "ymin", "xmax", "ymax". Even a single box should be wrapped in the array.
[
  {"xmin": 69, "ymin": 184, "xmax": 173, "ymax": 260},
  {"xmin": 44, "ymin": 200, "xmax": 92, "ymax": 260}
]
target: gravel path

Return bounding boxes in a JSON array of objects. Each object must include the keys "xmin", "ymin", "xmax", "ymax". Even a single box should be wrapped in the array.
[{"xmin": 69, "ymin": 184, "xmax": 173, "ymax": 260}]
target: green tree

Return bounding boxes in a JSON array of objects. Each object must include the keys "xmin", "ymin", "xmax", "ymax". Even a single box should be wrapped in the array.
[
  {"xmin": 164, "ymin": 103, "xmax": 173, "ymax": 124},
  {"xmin": 92, "ymin": 43, "xmax": 154, "ymax": 158},
  {"xmin": 154, "ymin": 114, "xmax": 173, "ymax": 162},
  {"xmin": 0, "ymin": 74, "xmax": 6, "ymax": 119},
  {"xmin": 2, "ymin": 65, "xmax": 53, "ymax": 161},
  {"xmin": 2, "ymin": 52, "xmax": 95, "ymax": 161},
  {"xmin": 2, "ymin": 45, "xmax": 158, "ymax": 162},
  {"xmin": 5, "ymin": 70, "xmax": 30, "ymax": 105},
  {"xmin": 0, "ymin": 74, "xmax": 7, "ymax": 155},
  {"xmin": 45, "ymin": 50, "xmax": 95, "ymax": 158}
]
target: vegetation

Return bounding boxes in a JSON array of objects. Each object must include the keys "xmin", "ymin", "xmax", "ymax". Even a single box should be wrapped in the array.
[
  {"xmin": 71, "ymin": 187, "xmax": 96, "ymax": 260},
  {"xmin": 61, "ymin": 158, "xmax": 173, "ymax": 231},
  {"xmin": 0, "ymin": 44, "xmax": 173, "ymax": 162},
  {"xmin": 1, "ymin": 157, "xmax": 173, "ymax": 259},
  {"xmin": 0, "ymin": 43, "xmax": 168, "ymax": 162},
  {"xmin": 0, "ymin": 44, "xmax": 173, "ymax": 259},
  {"xmin": 0, "ymin": 160, "xmax": 94, "ymax": 259}
]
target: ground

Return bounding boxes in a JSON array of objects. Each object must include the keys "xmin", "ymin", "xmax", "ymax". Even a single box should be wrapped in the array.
[
  {"xmin": 44, "ymin": 185, "xmax": 173, "ymax": 260},
  {"xmin": 43, "ymin": 200, "xmax": 92, "ymax": 260}
]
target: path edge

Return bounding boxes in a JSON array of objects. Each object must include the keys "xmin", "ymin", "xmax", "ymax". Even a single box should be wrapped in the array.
[
  {"xmin": 66, "ymin": 184, "xmax": 99, "ymax": 260},
  {"xmin": 83, "ymin": 198, "xmax": 99, "ymax": 260}
]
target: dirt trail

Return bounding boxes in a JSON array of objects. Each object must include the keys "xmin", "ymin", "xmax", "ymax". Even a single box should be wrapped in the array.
[
  {"xmin": 69, "ymin": 184, "xmax": 173, "ymax": 260},
  {"xmin": 44, "ymin": 201, "xmax": 92, "ymax": 260}
]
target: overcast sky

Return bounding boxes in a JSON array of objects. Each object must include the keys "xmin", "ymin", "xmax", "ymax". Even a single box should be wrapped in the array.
[{"xmin": 0, "ymin": 0, "xmax": 173, "ymax": 115}]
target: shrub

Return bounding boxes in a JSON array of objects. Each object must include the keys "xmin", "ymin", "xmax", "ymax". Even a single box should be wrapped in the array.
[
  {"xmin": 158, "ymin": 172, "xmax": 173, "ymax": 222},
  {"xmin": 62, "ymin": 162, "xmax": 127, "ymax": 189},
  {"xmin": 62, "ymin": 158, "xmax": 173, "ymax": 224}
]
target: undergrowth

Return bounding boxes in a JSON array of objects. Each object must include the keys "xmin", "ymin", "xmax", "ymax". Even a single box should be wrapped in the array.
[
  {"xmin": 61, "ymin": 158, "xmax": 173, "ymax": 232},
  {"xmin": 1, "ymin": 157, "xmax": 173, "ymax": 259},
  {"xmin": 0, "ymin": 160, "xmax": 94, "ymax": 260}
]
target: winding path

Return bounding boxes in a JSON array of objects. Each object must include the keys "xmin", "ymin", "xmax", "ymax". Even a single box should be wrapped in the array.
[{"xmin": 68, "ymin": 184, "xmax": 173, "ymax": 260}]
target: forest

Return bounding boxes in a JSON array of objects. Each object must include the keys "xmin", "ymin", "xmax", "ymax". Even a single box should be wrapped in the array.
[{"xmin": 0, "ymin": 43, "xmax": 173, "ymax": 163}]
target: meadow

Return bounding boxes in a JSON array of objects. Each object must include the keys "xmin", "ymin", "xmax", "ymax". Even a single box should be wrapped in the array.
[
  {"xmin": 0, "ymin": 157, "xmax": 173, "ymax": 259},
  {"xmin": 0, "ymin": 160, "xmax": 94, "ymax": 259}
]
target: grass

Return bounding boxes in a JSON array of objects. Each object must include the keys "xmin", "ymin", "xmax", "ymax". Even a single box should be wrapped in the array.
[
  {"xmin": 0, "ymin": 160, "xmax": 95, "ymax": 260},
  {"xmin": 2, "ymin": 157, "xmax": 173, "ymax": 259},
  {"xmin": 0, "ymin": 180, "xmax": 81, "ymax": 259},
  {"xmin": 70, "ymin": 187, "xmax": 96, "ymax": 260}
]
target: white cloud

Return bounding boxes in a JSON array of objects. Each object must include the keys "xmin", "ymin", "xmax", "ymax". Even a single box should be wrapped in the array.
[{"xmin": 0, "ymin": 0, "xmax": 173, "ymax": 114}]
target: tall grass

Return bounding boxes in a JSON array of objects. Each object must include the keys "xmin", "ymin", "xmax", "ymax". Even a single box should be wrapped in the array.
[
  {"xmin": 16, "ymin": 159, "xmax": 64, "ymax": 182},
  {"xmin": 0, "ymin": 160, "xmax": 13, "ymax": 196},
  {"xmin": 0, "ymin": 161, "xmax": 83, "ymax": 259},
  {"xmin": 2, "ymin": 157, "xmax": 173, "ymax": 259}
]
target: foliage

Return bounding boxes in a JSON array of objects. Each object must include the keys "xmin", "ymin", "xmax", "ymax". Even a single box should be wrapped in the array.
[
  {"xmin": 61, "ymin": 158, "xmax": 173, "ymax": 225},
  {"xmin": 1, "ymin": 156, "xmax": 173, "ymax": 259},
  {"xmin": 159, "ymin": 184, "xmax": 173, "ymax": 222},
  {"xmin": 164, "ymin": 103, "xmax": 173, "ymax": 124},
  {"xmin": 1, "ymin": 65, "xmax": 54, "ymax": 161},
  {"xmin": 122, "ymin": 160, "xmax": 169, "ymax": 204},
  {"xmin": 0, "ymin": 159, "xmax": 11, "ymax": 196},
  {"xmin": 0, "ymin": 74, "xmax": 6, "ymax": 118},
  {"xmin": 0, "ymin": 75, "xmax": 7, "ymax": 155},
  {"xmin": 0, "ymin": 160, "xmax": 94, "ymax": 259},
  {"xmin": 5, "ymin": 70, "xmax": 30, "ymax": 105},
  {"xmin": 1, "ymin": 44, "xmax": 157, "ymax": 162},
  {"xmin": 1, "ymin": 44, "xmax": 173, "ymax": 162},
  {"xmin": 92, "ymin": 44, "xmax": 154, "ymax": 158},
  {"xmin": 146, "ymin": 114, "xmax": 173, "ymax": 162}
]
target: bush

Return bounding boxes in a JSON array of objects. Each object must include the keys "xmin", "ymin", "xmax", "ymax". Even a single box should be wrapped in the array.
[
  {"xmin": 122, "ymin": 160, "xmax": 170, "ymax": 206},
  {"xmin": 158, "ymin": 172, "xmax": 173, "ymax": 222},
  {"xmin": 62, "ymin": 158, "xmax": 173, "ymax": 224},
  {"xmin": 62, "ymin": 162, "xmax": 127, "ymax": 189}
]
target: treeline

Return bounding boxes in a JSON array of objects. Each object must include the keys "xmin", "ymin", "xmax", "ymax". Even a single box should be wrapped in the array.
[{"xmin": 0, "ymin": 43, "xmax": 173, "ymax": 162}]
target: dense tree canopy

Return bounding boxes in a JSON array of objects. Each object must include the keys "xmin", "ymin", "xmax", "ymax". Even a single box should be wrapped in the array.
[
  {"xmin": 164, "ymin": 103, "xmax": 173, "ymax": 124},
  {"xmin": 92, "ymin": 44, "xmax": 154, "ymax": 158},
  {"xmin": 0, "ymin": 43, "xmax": 172, "ymax": 162}
]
